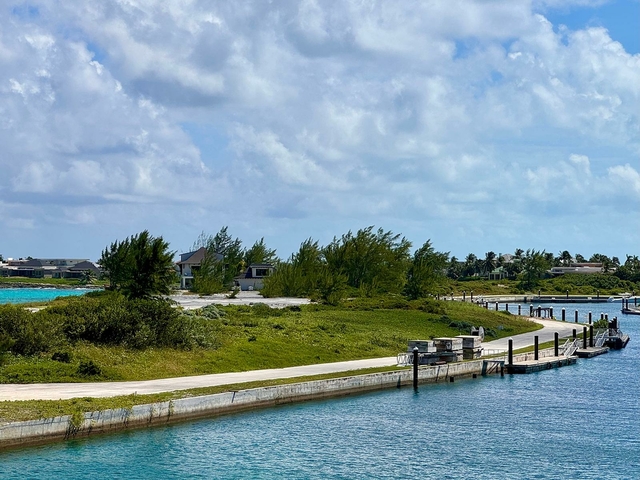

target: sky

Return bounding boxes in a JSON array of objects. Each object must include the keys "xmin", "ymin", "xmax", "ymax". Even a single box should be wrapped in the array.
[{"xmin": 0, "ymin": 0, "xmax": 638, "ymax": 262}]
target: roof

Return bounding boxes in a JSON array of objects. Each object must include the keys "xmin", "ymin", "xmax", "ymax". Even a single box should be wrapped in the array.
[{"xmin": 176, "ymin": 248, "xmax": 223, "ymax": 265}]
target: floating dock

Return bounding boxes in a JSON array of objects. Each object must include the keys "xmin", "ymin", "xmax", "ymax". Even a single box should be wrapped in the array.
[
  {"xmin": 574, "ymin": 347, "xmax": 609, "ymax": 358},
  {"xmin": 505, "ymin": 356, "xmax": 577, "ymax": 374}
]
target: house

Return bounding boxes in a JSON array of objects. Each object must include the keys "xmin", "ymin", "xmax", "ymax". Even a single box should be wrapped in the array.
[
  {"xmin": 0, "ymin": 259, "xmax": 45, "ymax": 278},
  {"xmin": 234, "ymin": 263, "xmax": 275, "ymax": 291},
  {"xmin": 176, "ymin": 247, "xmax": 223, "ymax": 289},
  {"xmin": 51, "ymin": 260, "xmax": 102, "ymax": 279},
  {"xmin": 548, "ymin": 263, "xmax": 604, "ymax": 276},
  {"xmin": 0, "ymin": 258, "xmax": 101, "ymax": 279}
]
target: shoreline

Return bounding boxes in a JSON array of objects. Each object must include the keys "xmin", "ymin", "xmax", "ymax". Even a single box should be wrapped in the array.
[{"xmin": 0, "ymin": 348, "xmax": 559, "ymax": 451}]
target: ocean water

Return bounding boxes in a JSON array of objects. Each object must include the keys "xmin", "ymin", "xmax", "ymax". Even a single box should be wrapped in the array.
[
  {"xmin": 0, "ymin": 302, "xmax": 637, "ymax": 479},
  {"xmin": 0, "ymin": 288, "xmax": 90, "ymax": 304}
]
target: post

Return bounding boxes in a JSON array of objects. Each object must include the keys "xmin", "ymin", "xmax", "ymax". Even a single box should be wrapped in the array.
[
  {"xmin": 605, "ymin": 313, "xmax": 608, "ymax": 322},
  {"xmin": 550, "ymin": 307, "xmax": 554, "ymax": 319},
  {"xmin": 518, "ymin": 305, "xmax": 521, "ymax": 316},
  {"xmin": 561, "ymin": 308, "xmax": 565, "ymax": 321},
  {"xmin": 582, "ymin": 326, "xmax": 587, "ymax": 349},
  {"xmin": 600, "ymin": 313, "xmax": 604, "ymax": 321},
  {"xmin": 529, "ymin": 305, "xmax": 533, "ymax": 316},
  {"xmin": 596, "ymin": 289, "xmax": 599, "ymax": 299},
  {"xmin": 505, "ymin": 303, "xmax": 509, "ymax": 313},
  {"xmin": 537, "ymin": 306, "xmax": 541, "ymax": 318},
  {"xmin": 589, "ymin": 325, "xmax": 594, "ymax": 348},
  {"xmin": 572, "ymin": 328, "xmax": 576, "ymax": 339},
  {"xmin": 508, "ymin": 339, "xmax": 513, "ymax": 366},
  {"xmin": 588, "ymin": 311, "xmax": 592, "ymax": 324},
  {"xmin": 470, "ymin": 291, "xmax": 474, "ymax": 302},
  {"xmin": 566, "ymin": 290, "xmax": 569, "ymax": 299},
  {"xmin": 554, "ymin": 332, "xmax": 559, "ymax": 357},
  {"xmin": 534, "ymin": 335, "xmax": 539, "ymax": 361},
  {"xmin": 538, "ymin": 289, "xmax": 541, "ymax": 299},
  {"xmin": 495, "ymin": 302, "xmax": 499, "ymax": 311},
  {"xmin": 485, "ymin": 302, "xmax": 488, "ymax": 309},
  {"xmin": 463, "ymin": 291, "xmax": 466, "ymax": 302},
  {"xmin": 575, "ymin": 310, "xmax": 578, "ymax": 323},
  {"xmin": 413, "ymin": 347, "xmax": 419, "ymax": 390}
]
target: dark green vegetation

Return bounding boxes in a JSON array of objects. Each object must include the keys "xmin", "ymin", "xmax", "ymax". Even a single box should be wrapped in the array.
[
  {"xmin": 0, "ymin": 295, "xmax": 539, "ymax": 384},
  {"xmin": 191, "ymin": 228, "xmax": 278, "ymax": 294},
  {"xmin": 100, "ymin": 230, "xmax": 176, "ymax": 299}
]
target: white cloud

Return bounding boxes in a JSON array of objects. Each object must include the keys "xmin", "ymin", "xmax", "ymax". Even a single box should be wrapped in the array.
[{"xmin": 0, "ymin": 0, "xmax": 638, "ymax": 258}]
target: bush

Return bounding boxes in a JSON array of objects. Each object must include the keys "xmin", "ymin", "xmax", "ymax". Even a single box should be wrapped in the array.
[
  {"xmin": 77, "ymin": 360, "xmax": 102, "ymax": 376},
  {"xmin": 0, "ymin": 305, "xmax": 64, "ymax": 355}
]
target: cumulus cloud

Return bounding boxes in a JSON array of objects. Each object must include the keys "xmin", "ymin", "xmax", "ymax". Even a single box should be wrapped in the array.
[{"xmin": 0, "ymin": 0, "xmax": 638, "ymax": 257}]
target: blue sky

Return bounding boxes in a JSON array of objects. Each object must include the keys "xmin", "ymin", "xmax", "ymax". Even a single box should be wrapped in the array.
[{"xmin": 0, "ymin": 0, "xmax": 638, "ymax": 262}]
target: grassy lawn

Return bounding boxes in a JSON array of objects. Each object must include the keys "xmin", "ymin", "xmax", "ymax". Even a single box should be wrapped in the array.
[{"xmin": 0, "ymin": 300, "xmax": 539, "ymax": 384}]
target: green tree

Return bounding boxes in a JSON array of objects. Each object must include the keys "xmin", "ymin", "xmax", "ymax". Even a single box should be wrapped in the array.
[
  {"xmin": 558, "ymin": 250, "xmax": 572, "ymax": 266},
  {"xmin": 190, "ymin": 227, "xmax": 245, "ymax": 291},
  {"xmin": 404, "ymin": 240, "xmax": 449, "ymax": 299},
  {"xmin": 462, "ymin": 253, "xmax": 478, "ymax": 277},
  {"xmin": 518, "ymin": 249, "xmax": 551, "ymax": 290},
  {"xmin": 243, "ymin": 238, "xmax": 278, "ymax": 266},
  {"xmin": 323, "ymin": 226, "xmax": 411, "ymax": 295},
  {"xmin": 100, "ymin": 231, "xmax": 176, "ymax": 299}
]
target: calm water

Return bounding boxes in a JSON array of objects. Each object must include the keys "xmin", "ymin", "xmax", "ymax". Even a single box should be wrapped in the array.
[
  {"xmin": 0, "ymin": 288, "xmax": 90, "ymax": 304},
  {"xmin": 0, "ymin": 302, "xmax": 638, "ymax": 479}
]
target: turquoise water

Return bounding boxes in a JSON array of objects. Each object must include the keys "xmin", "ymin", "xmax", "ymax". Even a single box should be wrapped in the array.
[
  {"xmin": 0, "ymin": 302, "xmax": 637, "ymax": 478},
  {"xmin": 0, "ymin": 288, "xmax": 90, "ymax": 304}
]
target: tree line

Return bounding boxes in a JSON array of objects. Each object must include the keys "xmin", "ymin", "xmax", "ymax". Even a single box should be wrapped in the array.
[{"xmin": 98, "ymin": 227, "xmax": 640, "ymax": 301}]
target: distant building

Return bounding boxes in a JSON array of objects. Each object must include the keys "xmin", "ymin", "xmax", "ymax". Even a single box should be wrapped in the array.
[
  {"xmin": 0, "ymin": 258, "xmax": 101, "ymax": 279},
  {"xmin": 234, "ymin": 264, "xmax": 275, "ymax": 291},
  {"xmin": 548, "ymin": 263, "xmax": 605, "ymax": 276},
  {"xmin": 176, "ymin": 247, "xmax": 223, "ymax": 289}
]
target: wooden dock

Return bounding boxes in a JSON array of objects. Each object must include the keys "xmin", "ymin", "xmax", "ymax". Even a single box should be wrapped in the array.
[
  {"xmin": 574, "ymin": 346, "xmax": 609, "ymax": 358},
  {"xmin": 505, "ymin": 356, "xmax": 577, "ymax": 374}
]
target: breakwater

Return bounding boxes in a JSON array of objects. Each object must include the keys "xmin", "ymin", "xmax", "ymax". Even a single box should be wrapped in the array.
[{"xmin": 0, "ymin": 348, "xmax": 562, "ymax": 450}]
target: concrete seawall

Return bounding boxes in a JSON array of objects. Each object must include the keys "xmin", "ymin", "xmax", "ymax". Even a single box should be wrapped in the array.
[{"xmin": 0, "ymin": 349, "xmax": 554, "ymax": 450}]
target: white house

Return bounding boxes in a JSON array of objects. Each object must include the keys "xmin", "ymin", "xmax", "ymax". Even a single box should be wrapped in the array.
[{"xmin": 234, "ymin": 263, "xmax": 275, "ymax": 291}]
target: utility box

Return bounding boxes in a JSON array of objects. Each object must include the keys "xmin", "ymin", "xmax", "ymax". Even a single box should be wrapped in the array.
[
  {"xmin": 463, "ymin": 348, "xmax": 483, "ymax": 360},
  {"xmin": 433, "ymin": 337, "xmax": 463, "ymax": 352},
  {"xmin": 456, "ymin": 335, "xmax": 482, "ymax": 349},
  {"xmin": 407, "ymin": 340, "xmax": 437, "ymax": 353}
]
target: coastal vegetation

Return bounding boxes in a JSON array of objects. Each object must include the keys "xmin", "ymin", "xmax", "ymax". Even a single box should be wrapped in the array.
[{"xmin": 0, "ymin": 296, "xmax": 539, "ymax": 384}]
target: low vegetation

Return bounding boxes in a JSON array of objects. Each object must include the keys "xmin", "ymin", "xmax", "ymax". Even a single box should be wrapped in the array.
[{"xmin": 0, "ymin": 295, "xmax": 539, "ymax": 384}]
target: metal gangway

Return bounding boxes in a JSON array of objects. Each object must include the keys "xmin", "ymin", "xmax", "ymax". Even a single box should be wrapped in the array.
[{"xmin": 560, "ymin": 338, "xmax": 580, "ymax": 357}]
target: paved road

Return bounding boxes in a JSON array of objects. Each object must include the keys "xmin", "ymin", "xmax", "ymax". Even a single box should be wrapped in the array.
[
  {"xmin": 0, "ymin": 318, "xmax": 584, "ymax": 402},
  {"xmin": 482, "ymin": 318, "xmax": 583, "ymax": 352}
]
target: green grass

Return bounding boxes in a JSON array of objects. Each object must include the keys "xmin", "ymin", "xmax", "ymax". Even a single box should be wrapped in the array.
[{"xmin": 0, "ymin": 300, "xmax": 539, "ymax": 384}]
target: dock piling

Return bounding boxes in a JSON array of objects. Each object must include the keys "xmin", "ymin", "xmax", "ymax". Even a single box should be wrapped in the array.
[
  {"xmin": 582, "ymin": 327, "xmax": 587, "ymax": 349},
  {"xmin": 550, "ymin": 307, "xmax": 554, "ymax": 318},
  {"xmin": 572, "ymin": 329, "xmax": 576, "ymax": 339},
  {"xmin": 412, "ymin": 347, "xmax": 418, "ymax": 390},
  {"xmin": 529, "ymin": 305, "xmax": 533, "ymax": 316},
  {"xmin": 508, "ymin": 339, "xmax": 513, "ymax": 366},
  {"xmin": 518, "ymin": 305, "xmax": 521, "ymax": 316},
  {"xmin": 561, "ymin": 308, "xmax": 565, "ymax": 321},
  {"xmin": 505, "ymin": 303, "xmax": 509, "ymax": 313},
  {"xmin": 575, "ymin": 310, "xmax": 578, "ymax": 323},
  {"xmin": 534, "ymin": 336, "xmax": 539, "ymax": 361},
  {"xmin": 588, "ymin": 312, "xmax": 592, "ymax": 324},
  {"xmin": 589, "ymin": 325, "xmax": 594, "ymax": 348},
  {"xmin": 495, "ymin": 302, "xmax": 499, "ymax": 311},
  {"xmin": 554, "ymin": 333, "xmax": 559, "ymax": 357}
]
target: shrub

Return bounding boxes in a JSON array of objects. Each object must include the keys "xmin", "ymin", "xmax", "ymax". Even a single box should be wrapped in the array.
[{"xmin": 77, "ymin": 360, "xmax": 102, "ymax": 376}]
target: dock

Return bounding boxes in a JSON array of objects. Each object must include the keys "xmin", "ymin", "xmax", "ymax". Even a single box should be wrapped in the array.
[
  {"xmin": 505, "ymin": 356, "xmax": 576, "ymax": 374},
  {"xmin": 574, "ymin": 346, "xmax": 609, "ymax": 358}
]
